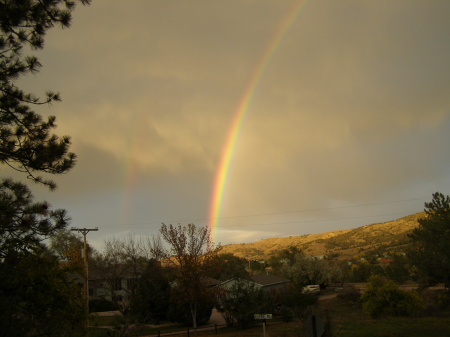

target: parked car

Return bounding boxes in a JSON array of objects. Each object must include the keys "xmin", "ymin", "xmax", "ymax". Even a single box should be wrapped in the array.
[{"xmin": 302, "ymin": 284, "xmax": 320, "ymax": 294}]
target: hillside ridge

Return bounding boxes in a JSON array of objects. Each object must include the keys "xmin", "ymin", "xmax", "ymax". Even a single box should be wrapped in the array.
[{"xmin": 219, "ymin": 212, "xmax": 426, "ymax": 260}]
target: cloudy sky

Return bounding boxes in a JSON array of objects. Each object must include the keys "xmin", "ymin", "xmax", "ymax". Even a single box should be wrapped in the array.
[{"xmin": 11, "ymin": 0, "xmax": 450, "ymax": 250}]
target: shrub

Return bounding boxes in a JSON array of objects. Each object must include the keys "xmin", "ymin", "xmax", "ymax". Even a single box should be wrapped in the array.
[
  {"xmin": 167, "ymin": 296, "xmax": 214, "ymax": 327},
  {"xmin": 337, "ymin": 286, "xmax": 361, "ymax": 302},
  {"xmin": 361, "ymin": 275, "xmax": 424, "ymax": 318},
  {"xmin": 89, "ymin": 298, "xmax": 120, "ymax": 313},
  {"xmin": 418, "ymin": 288, "xmax": 450, "ymax": 316}
]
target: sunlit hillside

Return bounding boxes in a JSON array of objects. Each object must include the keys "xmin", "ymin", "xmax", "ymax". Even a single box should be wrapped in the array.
[{"xmin": 219, "ymin": 212, "xmax": 426, "ymax": 260}]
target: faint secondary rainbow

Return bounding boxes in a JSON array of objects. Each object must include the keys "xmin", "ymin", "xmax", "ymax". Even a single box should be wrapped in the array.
[
  {"xmin": 208, "ymin": 0, "xmax": 312, "ymax": 243},
  {"xmin": 119, "ymin": 115, "xmax": 146, "ymax": 228}
]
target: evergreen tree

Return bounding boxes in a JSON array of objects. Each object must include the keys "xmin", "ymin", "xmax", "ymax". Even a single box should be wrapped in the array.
[
  {"xmin": 0, "ymin": 0, "xmax": 91, "ymax": 189},
  {"xmin": 0, "ymin": 178, "xmax": 69, "ymax": 258},
  {"xmin": 408, "ymin": 192, "xmax": 450, "ymax": 287},
  {"xmin": 0, "ymin": 2, "xmax": 92, "ymax": 335}
]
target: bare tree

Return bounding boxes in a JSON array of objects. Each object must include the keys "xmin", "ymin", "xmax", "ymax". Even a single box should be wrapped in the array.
[
  {"xmin": 92, "ymin": 235, "xmax": 163, "ymax": 336},
  {"xmin": 160, "ymin": 223, "xmax": 221, "ymax": 329}
]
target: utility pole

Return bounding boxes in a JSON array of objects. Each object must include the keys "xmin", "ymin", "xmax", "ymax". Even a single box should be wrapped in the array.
[{"xmin": 71, "ymin": 227, "xmax": 98, "ymax": 337}]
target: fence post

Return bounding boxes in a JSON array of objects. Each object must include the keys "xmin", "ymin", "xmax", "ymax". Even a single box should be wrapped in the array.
[
  {"xmin": 215, "ymin": 324, "xmax": 217, "ymax": 334},
  {"xmin": 187, "ymin": 327, "xmax": 189, "ymax": 337},
  {"xmin": 158, "ymin": 331, "xmax": 160, "ymax": 337}
]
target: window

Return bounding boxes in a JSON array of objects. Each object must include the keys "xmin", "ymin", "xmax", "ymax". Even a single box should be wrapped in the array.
[
  {"xmin": 112, "ymin": 278, "xmax": 122, "ymax": 291},
  {"xmin": 127, "ymin": 278, "xmax": 138, "ymax": 290}
]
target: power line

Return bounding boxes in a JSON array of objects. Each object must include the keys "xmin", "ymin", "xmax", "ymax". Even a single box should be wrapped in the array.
[
  {"xmin": 213, "ymin": 211, "xmax": 419, "ymax": 228},
  {"xmin": 105, "ymin": 210, "xmax": 419, "ymax": 229},
  {"xmin": 97, "ymin": 196, "xmax": 426, "ymax": 230}
]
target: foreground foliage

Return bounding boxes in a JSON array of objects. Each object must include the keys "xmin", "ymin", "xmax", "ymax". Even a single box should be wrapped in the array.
[
  {"xmin": 0, "ymin": 248, "xmax": 85, "ymax": 337},
  {"xmin": 361, "ymin": 275, "xmax": 424, "ymax": 318}
]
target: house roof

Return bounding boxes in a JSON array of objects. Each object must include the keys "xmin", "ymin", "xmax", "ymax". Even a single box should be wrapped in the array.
[
  {"xmin": 203, "ymin": 276, "xmax": 222, "ymax": 287},
  {"xmin": 250, "ymin": 274, "xmax": 290, "ymax": 287},
  {"xmin": 170, "ymin": 276, "xmax": 222, "ymax": 288}
]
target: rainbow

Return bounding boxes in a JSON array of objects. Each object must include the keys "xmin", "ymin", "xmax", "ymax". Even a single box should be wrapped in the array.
[
  {"xmin": 208, "ymin": 0, "xmax": 312, "ymax": 243},
  {"xmin": 119, "ymin": 114, "xmax": 145, "ymax": 227}
]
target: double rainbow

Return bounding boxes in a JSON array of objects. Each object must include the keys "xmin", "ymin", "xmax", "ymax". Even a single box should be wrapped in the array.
[{"xmin": 208, "ymin": 0, "xmax": 312, "ymax": 243}]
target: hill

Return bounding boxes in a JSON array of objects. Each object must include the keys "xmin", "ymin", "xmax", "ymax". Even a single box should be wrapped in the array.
[{"xmin": 219, "ymin": 212, "xmax": 426, "ymax": 260}]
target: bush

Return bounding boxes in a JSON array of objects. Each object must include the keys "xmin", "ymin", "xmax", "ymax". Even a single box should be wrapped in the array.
[
  {"xmin": 277, "ymin": 284, "xmax": 318, "ymax": 322},
  {"xmin": 419, "ymin": 288, "xmax": 450, "ymax": 316},
  {"xmin": 361, "ymin": 275, "xmax": 424, "ymax": 318},
  {"xmin": 337, "ymin": 286, "xmax": 361, "ymax": 302},
  {"xmin": 89, "ymin": 298, "xmax": 119, "ymax": 313}
]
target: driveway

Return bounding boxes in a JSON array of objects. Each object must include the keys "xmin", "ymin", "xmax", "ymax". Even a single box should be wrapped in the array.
[{"xmin": 206, "ymin": 308, "xmax": 226, "ymax": 326}]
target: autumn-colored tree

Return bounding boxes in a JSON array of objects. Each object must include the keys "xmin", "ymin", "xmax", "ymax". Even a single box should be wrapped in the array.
[
  {"xmin": 160, "ymin": 223, "xmax": 221, "ymax": 329},
  {"xmin": 49, "ymin": 229, "xmax": 90, "ymax": 270}
]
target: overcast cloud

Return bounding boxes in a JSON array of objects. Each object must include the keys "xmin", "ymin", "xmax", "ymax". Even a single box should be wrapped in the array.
[{"xmin": 10, "ymin": 0, "xmax": 450, "ymax": 249}]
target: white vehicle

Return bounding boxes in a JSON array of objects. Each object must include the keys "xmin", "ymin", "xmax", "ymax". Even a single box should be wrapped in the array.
[{"xmin": 302, "ymin": 285, "xmax": 320, "ymax": 294}]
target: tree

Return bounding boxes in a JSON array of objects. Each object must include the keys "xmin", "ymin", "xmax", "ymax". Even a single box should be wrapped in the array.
[
  {"xmin": 0, "ymin": 0, "xmax": 91, "ymax": 251},
  {"xmin": 216, "ymin": 278, "xmax": 263, "ymax": 329},
  {"xmin": 92, "ymin": 235, "xmax": 164, "ymax": 336},
  {"xmin": 204, "ymin": 253, "xmax": 248, "ymax": 281},
  {"xmin": 268, "ymin": 246, "xmax": 304, "ymax": 275},
  {"xmin": 281, "ymin": 251, "xmax": 329, "ymax": 287},
  {"xmin": 278, "ymin": 283, "xmax": 318, "ymax": 321},
  {"xmin": 129, "ymin": 259, "xmax": 171, "ymax": 324},
  {"xmin": 0, "ymin": 2, "xmax": 91, "ymax": 335},
  {"xmin": 384, "ymin": 253, "xmax": 411, "ymax": 284},
  {"xmin": 160, "ymin": 223, "xmax": 221, "ymax": 329},
  {"xmin": 49, "ymin": 228, "xmax": 84, "ymax": 260},
  {"xmin": 0, "ymin": 246, "xmax": 85, "ymax": 337},
  {"xmin": 408, "ymin": 192, "xmax": 450, "ymax": 287},
  {"xmin": 49, "ymin": 228, "xmax": 97, "ymax": 269},
  {"xmin": 0, "ymin": 178, "xmax": 69, "ymax": 258},
  {"xmin": 0, "ymin": 0, "xmax": 91, "ymax": 189},
  {"xmin": 349, "ymin": 259, "xmax": 384, "ymax": 283}
]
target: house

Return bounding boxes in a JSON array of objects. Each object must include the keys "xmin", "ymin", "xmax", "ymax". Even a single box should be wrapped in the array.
[
  {"xmin": 218, "ymin": 274, "xmax": 290, "ymax": 293},
  {"xmin": 378, "ymin": 258, "xmax": 393, "ymax": 268},
  {"xmin": 88, "ymin": 268, "xmax": 143, "ymax": 303},
  {"xmin": 169, "ymin": 276, "xmax": 222, "ymax": 289}
]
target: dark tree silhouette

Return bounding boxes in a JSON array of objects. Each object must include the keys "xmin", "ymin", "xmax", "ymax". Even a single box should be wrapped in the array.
[
  {"xmin": 408, "ymin": 192, "xmax": 450, "ymax": 287},
  {"xmin": 0, "ymin": 0, "xmax": 91, "ymax": 189}
]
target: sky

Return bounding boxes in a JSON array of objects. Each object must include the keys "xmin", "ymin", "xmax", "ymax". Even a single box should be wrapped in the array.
[{"xmin": 9, "ymin": 0, "xmax": 450, "ymax": 250}]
